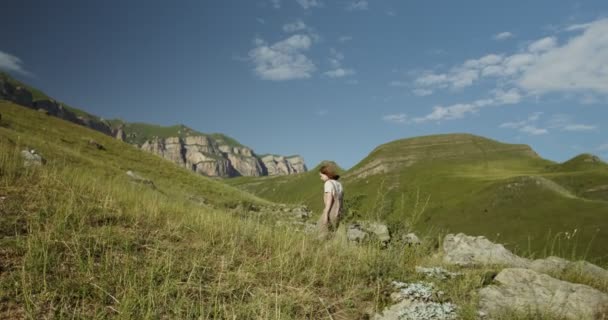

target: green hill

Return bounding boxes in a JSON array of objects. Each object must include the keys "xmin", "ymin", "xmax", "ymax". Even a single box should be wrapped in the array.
[{"xmin": 227, "ymin": 134, "xmax": 608, "ymax": 262}]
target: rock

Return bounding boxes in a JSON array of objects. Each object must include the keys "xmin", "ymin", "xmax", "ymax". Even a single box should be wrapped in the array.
[
  {"xmin": 139, "ymin": 135, "xmax": 306, "ymax": 178},
  {"xmin": 260, "ymin": 154, "xmax": 307, "ymax": 176},
  {"xmin": 346, "ymin": 221, "xmax": 391, "ymax": 244},
  {"xmin": 403, "ymin": 233, "xmax": 421, "ymax": 245},
  {"xmin": 366, "ymin": 222, "xmax": 391, "ymax": 244},
  {"xmin": 88, "ymin": 139, "xmax": 105, "ymax": 151},
  {"xmin": 37, "ymin": 108, "xmax": 49, "ymax": 115},
  {"xmin": 21, "ymin": 149, "xmax": 45, "ymax": 166},
  {"xmin": 529, "ymin": 256, "xmax": 570, "ymax": 274},
  {"xmin": 375, "ymin": 281, "xmax": 457, "ymax": 320},
  {"xmin": 114, "ymin": 126, "xmax": 126, "ymax": 141},
  {"xmin": 126, "ymin": 170, "xmax": 156, "ymax": 188},
  {"xmin": 347, "ymin": 224, "xmax": 368, "ymax": 242},
  {"xmin": 290, "ymin": 206, "xmax": 310, "ymax": 220},
  {"xmin": 442, "ymin": 233, "xmax": 530, "ymax": 267},
  {"xmin": 478, "ymin": 268, "xmax": 608, "ymax": 320}
]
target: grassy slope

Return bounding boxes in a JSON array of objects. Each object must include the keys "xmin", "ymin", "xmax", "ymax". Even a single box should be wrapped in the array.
[
  {"xmin": 1, "ymin": 102, "xmax": 606, "ymax": 319},
  {"xmin": 0, "ymin": 102, "xmax": 428, "ymax": 319},
  {"xmin": 227, "ymin": 134, "xmax": 608, "ymax": 263}
]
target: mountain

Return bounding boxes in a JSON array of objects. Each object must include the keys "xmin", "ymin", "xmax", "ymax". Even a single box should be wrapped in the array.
[
  {"xmin": 0, "ymin": 73, "xmax": 307, "ymax": 177},
  {"xmin": 227, "ymin": 134, "xmax": 608, "ymax": 262}
]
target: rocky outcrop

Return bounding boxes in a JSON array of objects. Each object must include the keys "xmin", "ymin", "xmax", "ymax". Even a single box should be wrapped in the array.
[
  {"xmin": 260, "ymin": 155, "xmax": 307, "ymax": 176},
  {"xmin": 139, "ymin": 136, "xmax": 307, "ymax": 178},
  {"xmin": 478, "ymin": 268, "xmax": 608, "ymax": 320},
  {"xmin": 442, "ymin": 233, "xmax": 530, "ymax": 267},
  {"xmin": 0, "ymin": 78, "xmax": 32, "ymax": 107},
  {"xmin": 1, "ymin": 76, "xmax": 114, "ymax": 136}
]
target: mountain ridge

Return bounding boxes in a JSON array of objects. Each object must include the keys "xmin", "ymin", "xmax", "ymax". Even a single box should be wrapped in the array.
[{"xmin": 0, "ymin": 72, "xmax": 307, "ymax": 177}]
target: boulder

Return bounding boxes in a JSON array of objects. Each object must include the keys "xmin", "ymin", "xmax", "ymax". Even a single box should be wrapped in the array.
[
  {"xmin": 21, "ymin": 149, "xmax": 45, "ymax": 166},
  {"xmin": 478, "ymin": 268, "xmax": 608, "ymax": 320},
  {"xmin": 347, "ymin": 224, "xmax": 368, "ymax": 242},
  {"xmin": 442, "ymin": 233, "xmax": 530, "ymax": 267}
]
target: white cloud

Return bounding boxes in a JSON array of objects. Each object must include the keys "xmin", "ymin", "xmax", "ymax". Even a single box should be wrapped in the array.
[
  {"xmin": 323, "ymin": 48, "xmax": 355, "ymax": 78},
  {"xmin": 347, "ymin": 0, "xmax": 368, "ymax": 11},
  {"xmin": 520, "ymin": 125, "xmax": 548, "ymax": 135},
  {"xmin": 249, "ymin": 35, "xmax": 316, "ymax": 81},
  {"xmin": 492, "ymin": 88, "xmax": 522, "ymax": 104},
  {"xmin": 324, "ymin": 68, "xmax": 355, "ymax": 78},
  {"xmin": 414, "ymin": 102, "xmax": 484, "ymax": 123},
  {"xmin": 412, "ymin": 88, "xmax": 433, "ymax": 96},
  {"xmin": 407, "ymin": 18, "xmax": 608, "ymax": 123},
  {"xmin": 338, "ymin": 36, "xmax": 353, "ymax": 43},
  {"xmin": 500, "ymin": 112, "xmax": 547, "ymax": 135},
  {"xmin": 383, "ymin": 113, "xmax": 408, "ymax": 124},
  {"xmin": 270, "ymin": 0, "xmax": 281, "ymax": 8},
  {"xmin": 527, "ymin": 36, "xmax": 557, "ymax": 53},
  {"xmin": 518, "ymin": 19, "xmax": 608, "ymax": 94},
  {"xmin": 494, "ymin": 32, "xmax": 514, "ymax": 40},
  {"xmin": 0, "ymin": 50, "xmax": 29, "ymax": 75},
  {"xmin": 283, "ymin": 20, "xmax": 308, "ymax": 33},
  {"xmin": 565, "ymin": 22, "xmax": 592, "ymax": 32},
  {"xmin": 296, "ymin": 0, "xmax": 323, "ymax": 9},
  {"xmin": 562, "ymin": 124, "xmax": 597, "ymax": 131}
]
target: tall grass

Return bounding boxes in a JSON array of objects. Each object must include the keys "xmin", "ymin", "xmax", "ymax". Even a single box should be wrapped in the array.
[{"xmin": 1, "ymin": 144, "xmax": 451, "ymax": 319}]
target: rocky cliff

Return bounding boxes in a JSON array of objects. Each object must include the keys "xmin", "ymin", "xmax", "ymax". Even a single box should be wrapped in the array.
[{"xmin": 140, "ymin": 136, "xmax": 307, "ymax": 177}]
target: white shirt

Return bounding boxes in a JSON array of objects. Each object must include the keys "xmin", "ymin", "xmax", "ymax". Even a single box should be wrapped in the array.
[{"xmin": 324, "ymin": 179, "xmax": 344, "ymax": 197}]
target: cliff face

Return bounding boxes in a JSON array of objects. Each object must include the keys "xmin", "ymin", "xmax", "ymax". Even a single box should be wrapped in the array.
[
  {"xmin": 139, "ymin": 137, "xmax": 307, "ymax": 178},
  {"xmin": 260, "ymin": 155, "xmax": 308, "ymax": 176}
]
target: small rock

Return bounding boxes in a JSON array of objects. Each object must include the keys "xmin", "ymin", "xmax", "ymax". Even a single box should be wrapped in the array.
[
  {"xmin": 290, "ymin": 206, "xmax": 311, "ymax": 220},
  {"xmin": 403, "ymin": 233, "xmax": 421, "ymax": 245},
  {"xmin": 21, "ymin": 149, "xmax": 46, "ymax": 166},
  {"xmin": 37, "ymin": 108, "xmax": 49, "ymax": 115},
  {"xmin": 415, "ymin": 266, "xmax": 461, "ymax": 280},
  {"xmin": 347, "ymin": 224, "xmax": 368, "ymax": 242},
  {"xmin": 126, "ymin": 170, "xmax": 156, "ymax": 188},
  {"xmin": 88, "ymin": 139, "xmax": 106, "ymax": 151}
]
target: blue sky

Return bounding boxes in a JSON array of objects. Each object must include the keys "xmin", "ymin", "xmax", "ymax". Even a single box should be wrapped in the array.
[{"xmin": 1, "ymin": 0, "xmax": 607, "ymax": 169}]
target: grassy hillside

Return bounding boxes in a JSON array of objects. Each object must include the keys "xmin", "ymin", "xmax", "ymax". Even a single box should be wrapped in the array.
[
  {"xmin": 0, "ymin": 101, "xmax": 484, "ymax": 319},
  {"xmin": 227, "ymin": 134, "xmax": 608, "ymax": 263}
]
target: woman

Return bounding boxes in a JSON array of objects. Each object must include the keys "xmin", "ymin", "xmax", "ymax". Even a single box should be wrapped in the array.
[{"xmin": 318, "ymin": 163, "xmax": 344, "ymax": 236}]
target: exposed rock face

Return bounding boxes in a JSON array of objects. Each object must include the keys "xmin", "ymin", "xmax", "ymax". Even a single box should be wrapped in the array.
[
  {"xmin": 0, "ymin": 77, "xmax": 33, "ymax": 107},
  {"xmin": 140, "ymin": 136, "xmax": 305, "ymax": 178},
  {"xmin": 260, "ymin": 155, "xmax": 307, "ymax": 176},
  {"xmin": 442, "ymin": 233, "xmax": 530, "ymax": 267},
  {"xmin": 478, "ymin": 268, "xmax": 608, "ymax": 320}
]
